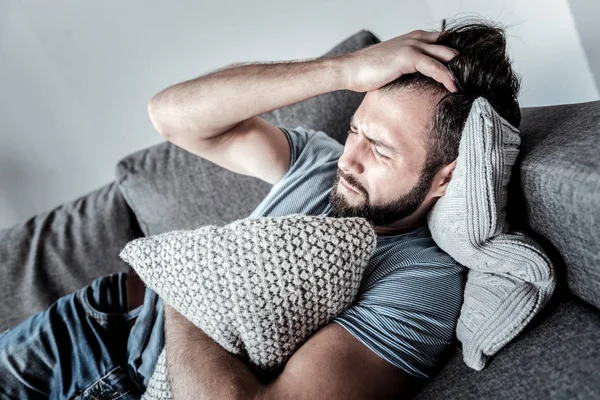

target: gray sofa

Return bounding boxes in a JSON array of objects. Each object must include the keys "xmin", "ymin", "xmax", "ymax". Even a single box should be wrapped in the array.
[{"xmin": 1, "ymin": 30, "xmax": 599, "ymax": 399}]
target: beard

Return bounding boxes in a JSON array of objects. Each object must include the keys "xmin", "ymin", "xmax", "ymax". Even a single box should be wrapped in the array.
[{"xmin": 328, "ymin": 169, "xmax": 431, "ymax": 227}]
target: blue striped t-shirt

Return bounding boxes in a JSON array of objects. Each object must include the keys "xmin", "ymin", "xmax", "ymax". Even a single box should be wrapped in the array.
[{"xmin": 248, "ymin": 126, "xmax": 467, "ymax": 380}]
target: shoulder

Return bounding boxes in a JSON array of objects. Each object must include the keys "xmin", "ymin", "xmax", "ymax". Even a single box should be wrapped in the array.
[
  {"xmin": 279, "ymin": 126, "xmax": 344, "ymax": 169},
  {"xmin": 248, "ymin": 126, "xmax": 342, "ymax": 218}
]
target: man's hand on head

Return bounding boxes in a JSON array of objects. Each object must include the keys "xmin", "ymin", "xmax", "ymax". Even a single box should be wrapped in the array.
[{"xmin": 336, "ymin": 29, "xmax": 460, "ymax": 93}]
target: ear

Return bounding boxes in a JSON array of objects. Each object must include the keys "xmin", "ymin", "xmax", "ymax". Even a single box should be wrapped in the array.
[{"xmin": 429, "ymin": 159, "xmax": 457, "ymax": 198}]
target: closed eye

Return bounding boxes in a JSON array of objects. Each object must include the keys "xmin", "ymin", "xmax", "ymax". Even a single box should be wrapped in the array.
[
  {"xmin": 372, "ymin": 146, "xmax": 390, "ymax": 160},
  {"xmin": 347, "ymin": 129, "xmax": 390, "ymax": 160}
]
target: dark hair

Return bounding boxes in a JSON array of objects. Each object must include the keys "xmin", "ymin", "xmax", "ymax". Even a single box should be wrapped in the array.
[{"xmin": 379, "ymin": 17, "xmax": 521, "ymax": 192}]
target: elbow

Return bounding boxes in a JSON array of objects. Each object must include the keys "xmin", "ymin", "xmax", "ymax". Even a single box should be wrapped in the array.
[
  {"xmin": 148, "ymin": 95, "xmax": 169, "ymax": 138},
  {"xmin": 148, "ymin": 93, "xmax": 178, "ymax": 138}
]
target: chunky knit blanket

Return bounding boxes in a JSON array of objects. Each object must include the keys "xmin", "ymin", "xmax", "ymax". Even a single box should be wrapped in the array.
[
  {"xmin": 119, "ymin": 214, "xmax": 376, "ymax": 399},
  {"xmin": 427, "ymin": 97, "xmax": 556, "ymax": 371}
]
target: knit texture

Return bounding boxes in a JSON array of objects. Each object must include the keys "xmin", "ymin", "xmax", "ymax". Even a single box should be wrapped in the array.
[
  {"xmin": 119, "ymin": 214, "xmax": 376, "ymax": 399},
  {"xmin": 427, "ymin": 97, "xmax": 556, "ymax": 371}
]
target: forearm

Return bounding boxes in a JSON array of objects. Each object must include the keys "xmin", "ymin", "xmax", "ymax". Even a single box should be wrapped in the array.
[
  {"xmin": 148, "ymin": 55, "xmax": 349, "ymax": 140},
  {"xmin": 164, "ymin": 304, "xmax": 262, "ymax": 399}
]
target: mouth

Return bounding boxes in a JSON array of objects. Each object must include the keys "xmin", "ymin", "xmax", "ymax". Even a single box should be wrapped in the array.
[{"xmin": 339, "ymin": 177, "xmax": 361, "ymax": 195}]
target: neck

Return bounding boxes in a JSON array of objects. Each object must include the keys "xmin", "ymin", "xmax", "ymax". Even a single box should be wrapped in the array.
[
  {"xmin": 372, "ymin": 198, "xmax": 435, "ymax": 236},
  {"xmin": 373, "ymin": 213, "xmax": 425, "ymax": 236}
]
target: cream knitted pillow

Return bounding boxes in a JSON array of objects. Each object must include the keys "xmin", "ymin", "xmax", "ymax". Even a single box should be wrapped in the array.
[
  {"xmin": 427, "ymin": 97, "xmax": 556, "ymax": 371},
  {"xmin": 119, "ymin": 214, "xmax": 376, "ymax": 399}
]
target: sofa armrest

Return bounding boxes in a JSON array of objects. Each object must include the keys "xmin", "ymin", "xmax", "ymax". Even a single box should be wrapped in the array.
[{"xmin": 0, "ymin": 181, "xmax": 144, "ymax": 333}]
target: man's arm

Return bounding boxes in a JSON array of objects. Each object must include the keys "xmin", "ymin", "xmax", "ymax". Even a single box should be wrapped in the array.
[
  {"xmin": 148, "ymin": 29, "xmax": 457, "ymax": 141},
  {"xmin": 164, "ymin": 304, "xmax": 261, "ymax": 399},
  {"xmin": 147, "ymin": 56, "xmax": 346, "ymax": 141},
  {"xmin": 164, "ymin": 304, "xmax": 419, "ymax": 400}
]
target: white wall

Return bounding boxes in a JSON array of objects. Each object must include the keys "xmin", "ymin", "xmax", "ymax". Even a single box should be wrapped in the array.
[
  {"xmin": 568, "ymin": 0, "xmax": 600, "ymax": 92},
  {"xmin": 1, "ymin": 0, "xmax": 598, "ymax": 230}
]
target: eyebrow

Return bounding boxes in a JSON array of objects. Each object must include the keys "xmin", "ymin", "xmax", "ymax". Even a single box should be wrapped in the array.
[{"xmin": 349, "ymin": 115, "xmax": 399, "ymax": 155}]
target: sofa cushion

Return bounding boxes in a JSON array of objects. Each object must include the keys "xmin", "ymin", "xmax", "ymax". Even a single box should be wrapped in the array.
[
  {"xmin": 116, "ymin": 30, "xmax": 379, "ymax": 236},
  {"xmin": 427, "ymin": 97, "xmax": 556, "ymax": 371},
  {"xmin": 0, "ymin": 182, "xmax": 142, "ymax": 333},
  {"xmin": 412, "ymin": 290, "xmax": 600, "ymax": 399},
  {"xmin": 505, "ymin": 100, "xmax": 600, "ymax": 310}
]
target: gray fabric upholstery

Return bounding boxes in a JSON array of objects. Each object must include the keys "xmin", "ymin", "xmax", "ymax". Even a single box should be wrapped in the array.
[
  {"xmin": 115, "ymin": 30, "xmax": 379, "ymax": 236},
  {"xmin": 505, "ymin": 100, "xmax": 600, "ymax": 310},
  {"xmin": 0, "ymin": 182, "xmax": 142, "ymax": 333},
  {"xmin": 413, "ymin": 290, "xmax": 600, "ymax": 400},
  {"xmin": 116, "ymin": 153, "xmax": 272, "ymax": 235}
]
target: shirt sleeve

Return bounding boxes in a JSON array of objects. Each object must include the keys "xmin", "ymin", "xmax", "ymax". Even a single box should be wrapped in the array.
[
  {"xmin": 278, "ymin": 126, "xmax": 312, "ymax": 170},
  {"xmin": 331, "ymin": 262, "xmax": 466, "ymax": 379}
]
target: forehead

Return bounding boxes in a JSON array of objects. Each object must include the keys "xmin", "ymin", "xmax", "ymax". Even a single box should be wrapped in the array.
[{"xmin": 352, "ymin": 89, "xmax": 441, "ymax": 151}]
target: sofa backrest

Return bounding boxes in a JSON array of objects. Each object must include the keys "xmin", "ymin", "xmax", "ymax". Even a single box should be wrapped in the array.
[{"xmin": 506, "ymin": 100, "xmax": 600, "ymax": 310}]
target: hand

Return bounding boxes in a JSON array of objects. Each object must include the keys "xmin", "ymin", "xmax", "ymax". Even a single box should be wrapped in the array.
[{"xmin": 338, "ymin": 29, "xmax": 459, "ymax": 93}]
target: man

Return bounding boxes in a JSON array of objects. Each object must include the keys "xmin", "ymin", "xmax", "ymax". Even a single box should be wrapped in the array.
[{"xmin": 0, "ymin": 19, "xmax": 520, "ymax": 399}]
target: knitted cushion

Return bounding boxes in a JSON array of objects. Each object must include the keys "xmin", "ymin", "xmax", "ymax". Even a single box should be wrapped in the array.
[
  {"xmin": 119, "ymin": 214, "xmax": 376, "ymax": 399},
  {"xmin": 426, "ymin": 97, "xmax": 557, "ymax": 371}
]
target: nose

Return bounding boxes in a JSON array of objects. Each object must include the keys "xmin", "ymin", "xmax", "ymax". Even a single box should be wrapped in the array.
[{"xmin": 339, "ymin": 136, "xmax": 366, "ymax": 176}]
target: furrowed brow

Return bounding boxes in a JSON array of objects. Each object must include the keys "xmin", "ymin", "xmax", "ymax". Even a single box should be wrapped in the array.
[{"xmin": 349, "ymin": 115, "xmax": 399, "ymax": 155}]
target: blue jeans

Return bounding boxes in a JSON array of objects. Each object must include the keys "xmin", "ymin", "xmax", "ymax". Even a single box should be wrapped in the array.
[{"xmin": 0, "ymin": 272, "xmax": 165, "ymax": 399}]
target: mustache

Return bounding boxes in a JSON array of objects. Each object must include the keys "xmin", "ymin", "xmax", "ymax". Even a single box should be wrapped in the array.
[{"xmin": 338, "ymin": 170, "xmax": 365, "ymax": 194}]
